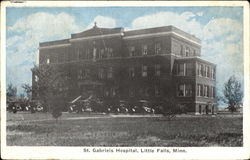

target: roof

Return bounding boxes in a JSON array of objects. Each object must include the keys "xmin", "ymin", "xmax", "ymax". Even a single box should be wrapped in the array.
[
  {"xmin": 175, "ymin": 56, "xmax": 216, "ymax": 66},
  {"xmin": 71, "ymin": 26, "xmax": 124, "ymax": 39},
  {"xmin": 39, "ymin": 25, "xmax": 200, "ymax": 47},
  {"xmin": 40, "ymin": 39, "xmax": 70, "ymax": 47},
  {"xmin": 124, "ymin": 25, "xmax": 200, "ymax": 43}
]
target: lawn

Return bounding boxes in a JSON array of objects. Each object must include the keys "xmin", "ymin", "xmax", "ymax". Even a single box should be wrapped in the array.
[{"xmin": 6, "ymin": 112, "xmax": 243, "ymax": 146}]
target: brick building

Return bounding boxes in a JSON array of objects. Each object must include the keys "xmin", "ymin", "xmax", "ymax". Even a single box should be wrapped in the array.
[{"xmin": 33, "ymin": 24, "xmax": 217, "ymax": 114}]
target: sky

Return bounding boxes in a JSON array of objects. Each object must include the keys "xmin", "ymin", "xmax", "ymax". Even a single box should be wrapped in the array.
[{"xmin": 6, "ymin": 6, "xmax": 244, "ymax": 105}]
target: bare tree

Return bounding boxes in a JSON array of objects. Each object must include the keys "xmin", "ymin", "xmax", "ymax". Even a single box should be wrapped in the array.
[
  {"xmin": 7, "ymin": 83, "xmax": 17, "ymax": 101},
  {"xmin": 223, "ymin": 75, "xmax": 243, "ymax": 113}
]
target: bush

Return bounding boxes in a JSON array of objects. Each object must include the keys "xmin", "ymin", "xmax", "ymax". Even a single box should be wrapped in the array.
[
  {"xmin": 52, "ymin": 108, "xmax": 62, "ymax": 122},
  {"xmin": 159, "ymin": 97, "xmax": 179, "ymax": 121}
]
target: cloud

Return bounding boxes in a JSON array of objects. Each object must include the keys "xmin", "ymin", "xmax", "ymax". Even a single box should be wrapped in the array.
[
  {"xmin": 7, "ymin": 12, "xmax": 84, "ymax": 93},
  {"xmin": 130, "ymin": 11, "xmax": 203, "ymax": 38},
  {"xmin": 86, "ymin": 15, "xmax": 117, "ymax": 29},
  {"xmin": 202, "ymin": 18, "xmax": 242, "ymax": 40},
  {"xmin": 196, "ymin": 12, "xmax": 203, "ymax": 17},
  {"xmin": 201, "ymin": 17, "xmax": 243, "ymax": 101},
  {"xmin": 8, "ymin": 12, "xmax": 83, "ymax": 42},
  {"xmin": 7, "ymin": 12, "xmax": 118, "ymax": 94}
]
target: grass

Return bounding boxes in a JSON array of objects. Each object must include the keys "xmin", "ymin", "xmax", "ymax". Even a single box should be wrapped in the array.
[{"xmin": 6, "ymin": 112, "xmax": 242, "ymax": 146}]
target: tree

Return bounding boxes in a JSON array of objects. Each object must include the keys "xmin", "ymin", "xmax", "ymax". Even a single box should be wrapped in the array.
[
  {"xmin": 223, "ymin": 75, "xmax": 243, "ymax": 113},
  {"xmin": 52, "ymin": 107, "xmax": 62, "ymax": 122},
  {"xmin": 7, "ymin": 83, "xmax": 17, "ymax": 101},
  {"xmin": 22, "ymin": 83, "xmax": 32, "ymax": 99},
  {"xmin": 32, "ymin": 64, "xmax": 72, "ymax": 112}
]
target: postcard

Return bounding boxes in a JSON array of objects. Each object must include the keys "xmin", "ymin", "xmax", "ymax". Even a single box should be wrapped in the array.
[{"xmin": 1, "ymin": 1, "xmax": 249, "ymax": 159}]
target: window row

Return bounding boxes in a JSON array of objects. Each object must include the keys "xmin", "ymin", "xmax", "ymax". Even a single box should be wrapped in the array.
[
  {"xmin": 174, "ymin": 62, "xmax": 215, "ymax": 79},
  {"xmin": 129, "ymin": 43, "xmax": 162, "ymax": 57},
  {"xmin": 76, "ymin": 64, "xmax": 162, "ymax": 80},
  {"xmin": 174, "ymin": 63, "xmax": 194, "ymax": 76},
  {"xmin": 196, "ymin": 84, "xmax": 215, "ymax": 98},
  {"xmin": 177, "ymin": 84, "xmax": 193, "ymax": 97},
  {"xmin": 76, "ymin": 47, "xmax": 114, "ymax": 60},
  {"xmin": 179, "ymin": 45, "xmax": 197, "ymax": 57},
  {"xmin": 177, "ymin": 84, "xmax": 215, "ymax": 98},
  {"xmin": 197, "ymin": 63, "xmax": 215, "ymax": 79},
  {"xmin": 103, "ymin": 86, "xmax": 161, "ymax": 97},
  {"xmin": 98, "ymin": 67, "xmax": 114, "ymax": 79},
  {"xmin": 131, "ymin": 64, "xmax": 161, "ymax": 78}
]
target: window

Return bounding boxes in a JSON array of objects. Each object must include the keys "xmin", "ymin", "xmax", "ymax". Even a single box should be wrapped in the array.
[
  {"xmin": 129, "ymin": 67, "xmax": 135, "ymax": 78},
  {"xmin": 205, "ymin": 66, "xmax": 209, "ymax": 77},
  {"xmin": 155, "ymin": 85, "xmax": 160, "ymax": 97},
  {"xmin": 58, "ymin": 83, "xmax": 63, "ymax": 92},
  {"xmin": 107, "ymin": 48, "xmax": 113, "ymax": 58},
  {"xmin": 178, "ymin": 84, "xmax": 185, "ymax": 96},
  {"xmin": 111, "ymin": 88, "xmax": 116, "ymax": 97},
  {"xmin": 86, "ymin": 49, "xmax": 91, "ymax": 59},
  {"xmin": 196, "ymin": 84, "xmax": 203, "ymax": 97},
  {"xmin": 129, "ymin": 88, "xmax": 135, "ymax": 97},
  {"xmin": 212, "ymin": 87, "xmax": 215, "ymax": 98},
  {"xmin": 129, "ymin": 46, "xmax": 135, "ymax": 57},
  {"xmin": 107, "ymin": 67, "xmax": 113, "ymax": 79},
  {"xmin": 185, "ymin": 47, "xmax": 190, "ymax": 56},
  {"xmin": 204, "ymin": 85, "xmax": 209, "ymax": 97},
  {"xmin": 142, "ymin": 65, "xmax": 148, "ymax": 77},
  {"xmin": 100, "ymin": 48, "xmax": 105, "ymax": 59},
  {"xmin": 35, "ymin": 75, "xmax": 39, "ymax": 82},
  {"xmin": 202, "ymin": 64, "xmax": 206, "ymax": 76},
  {"xmin": 178, "ymin": 84, "xmax": 192, "ymax": 97},
  {"xmin": 77, "ymin": 69, "xmax": 83, "ymax": 80},
  {"xmin": 177, "ymin": 63, "xmax": 185, "ymax": 76},
  {"xmin": 193, "ymin": 49, "xmax": 196, "ymax": 56},
  {"xmin": 155, "ymin": 43, "xmax": 161, "ymax": 54},
  {"xmin": 142, "ymin": 45, "xmax": 148, "ymax": 55},
  {"xmin": 212, "ymin": 67, "xmax": 215, "ymax": 79},
  {"xmin": 76, "ymin": 48, "xmax": 80, "ymax": 59},
  {"xmin": 155, "ymin": 64, "xmax": 161, "ymax": 76},
  {"xmin": 98, "ymin": 68, "xmax": 105, "ymax": 79},
  {"xmin": 104, "ymin": 88, "xmax": 109, "ymax": 97},
  {"xmin": 93, "ymin": 48, "xmax": 97, "ymax": 60},
  {"xmin": 180, "ymin": 45, "xmax": 184, "ymax": 56},
  {"xmin": 83, "ymin": 69, "xmax": 90, "ymax": 79},
  {"xmin": 197, "ymin": 63, "xmax": 202, "ymax": 76},
  {"xmin": 186, "ymin": 63, "xmax": 193, "ymax": 76},
  {"xmin": 79, "ymin": 48, "xmax": 84, "ymax": 59},
  {"xmin": 185, "ymin": 84, "xmax": 192, "ymax": 96},
  {"xmin": 46, "ymin": 58, "xmax": 50, "ymax": 64}
]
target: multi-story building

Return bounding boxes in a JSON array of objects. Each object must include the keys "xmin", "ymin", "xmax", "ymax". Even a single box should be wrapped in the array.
[{"xmin": 32, "ymin": 24, "xmax": 217, "ymax": 114}]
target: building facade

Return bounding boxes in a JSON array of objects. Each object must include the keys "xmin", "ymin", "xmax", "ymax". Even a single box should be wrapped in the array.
[{"xmin": 33, "ymin": 25, "xmax": 217, "ymax": 114}]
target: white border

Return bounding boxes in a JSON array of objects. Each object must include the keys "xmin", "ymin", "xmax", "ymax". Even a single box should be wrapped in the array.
[{"xmin": 1, "ymin": 1, "xmax": 250, "ymax": 160}]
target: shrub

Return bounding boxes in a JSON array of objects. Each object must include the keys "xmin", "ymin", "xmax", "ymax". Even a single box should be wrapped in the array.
[{"xmin": 52, "ymin": 108, "xmax": 62, "ymax": 122}]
